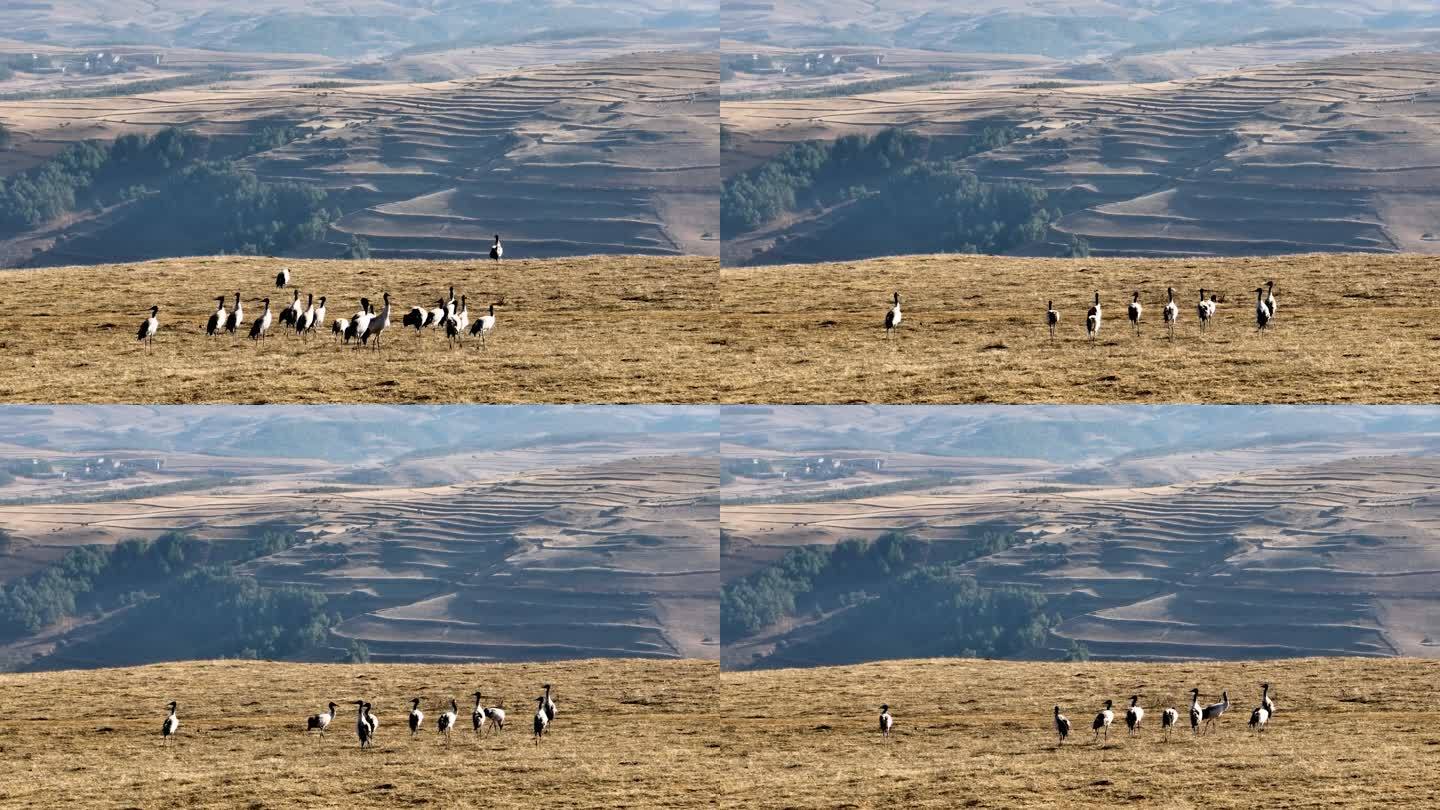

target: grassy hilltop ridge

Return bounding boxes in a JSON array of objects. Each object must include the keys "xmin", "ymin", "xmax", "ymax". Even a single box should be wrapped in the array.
[
  {"xmin": 0, "ymin": 658, "xmax": 719, "ymax": 809},
  {"xmin": 0, "ymin": 255, "xmax": 722, "ymax": 404},
  {"xmin": 720, "ymin": 656, "xmax": 1440, "ymax": 808}
]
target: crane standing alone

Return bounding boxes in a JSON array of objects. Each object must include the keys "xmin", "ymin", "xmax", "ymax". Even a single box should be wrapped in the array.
[
  {"xmin": 1054, "ymin": 705, "xmax": 1071, "ymax": 744},
  {"xmin": 883, "ymin": 292, "xmax": 902, "ymax": 338},
  {"xmin": 161, "ymin": 701, "xmax": 179, "ymax": 744},
  {"xmin": 879, "ymin": 704, "xmax": 893, "ymax": 736},
  {"xmin": 1127, "ymin": 291, "xmax": 1142, "ymax": 334},
  {"xmin": 408, "ymin": 697, "xmax": 424, "ymax": 738},
  {"xmin": 1046, "ymin": 300, "xmax": 1059, "ymax": 341},
  {"xmin": 136, "ymin": 305, "xmax": 160, "ymax": 346}
]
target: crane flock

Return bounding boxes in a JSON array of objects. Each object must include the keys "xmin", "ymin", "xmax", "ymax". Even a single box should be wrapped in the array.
[
  {"xmin": 878, "ymin": 683, "xmax": 1276, "ymax": 745},
  {"xmin": 134, "ymin": 266, "xmax": 503, "ymax": 351},
  {"xmin": 880, "ymin": 280, "xmax": 1281, "ymax": 342},
  {"xmin": 157, "ymin": 682, "xmax": 554, "ymax": 749}
]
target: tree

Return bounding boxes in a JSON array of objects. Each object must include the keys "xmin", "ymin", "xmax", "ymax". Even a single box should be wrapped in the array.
[
  {"xmin": 346, "ymin": 639, "xmax": 371, "ymax": 663},
  {"xmin": 346, "ymin": 234, "xmax": 371, "ymax": 259}
]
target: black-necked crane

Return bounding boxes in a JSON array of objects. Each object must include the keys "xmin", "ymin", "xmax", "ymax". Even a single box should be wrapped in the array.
[
  {"xmin": 308, "ymin": 296, "xmax": 327, "ymax": 336},
  {"xmin": 364, "ymin": 701, "xmax": 379, "ymax": 737},
  {"xmin": 473, "ymin": 691, "xmax": 505, "ymax": 735},
  {"xmin": 1046, "ymin": 301, "xmax": 1059, "ymax": 341},
  {"xmin": 1127, "ymin": 291, "xmax": 1142, "ymax": 334},
  {"xmin": 354, "ymin": 701, "xmax": 373, "ymax": 749},
  {"xmin": 1125, "ymin": 695, "xmax": 1144, "ymax": 736},
  {"xmin": 533, "ymin": 696, "xmax": 549, "ymax": 744},
  {"xmin": 275, "ymin": 267, "xmax": 290, "ymax": 289},
  {"xmin": 362, "ymin": 292, "xmax": 391, "ymax": 348},
  {"xmin": 307, "ymin": 702, "xmax": 337, "ymax": 738},
  {"xmin": 453, "ymin": 296, "xmax": 469, "ymax": 335},
  {"xmin": 278, "ymin": 289, "xmax": 301, "ymax": 328},
  {"xmin": 1162, "ymin": 287, "xmax": 1178, "ymax": 340},
  {"xmin": 295, "ymin": 293, "xmax": 314, "ymax": 334},
  {"xmin": 136, "ymin": 305, "xmax": 160, "ymax": 346},
  {"xmin": 1196, "ymin": 289, "xmax": 1212, "ymax": 334},
  {"xmin": 1092, "ymin": 699, "xmax": 1114, "ymax": 742},
  {"xmin": 1161, "ymin": 706, "xmax": 1178, "ymax": 739},
  {"xmin": 206, "ymin": 296, "xmax": 227, "ymax": 337},
  {"xmin": 470, "ymin": 303, "xmax": 497, "ymax": 347},
  {"xmin": 249, "ymin": 298, "xmax": 272, "ymax": 342},
  {"xmin": 346, "ymin": 298, "xmax": 372, "ymax": 344},
  {"xmin": 332, "ymin": 316, "xmax": 350, "ymax": 341},
  {"xmin": 403, "ymin": 304, "xmax": 427, "ymax": 331},
  {"xmin": 408, "ymin": 697, "xmax": 424, "ymax": 737},
  {"xmin": 879, "ymin": 704, "xmax": 893, "ymax": 736},
  {"xmin": 883, "ymin": 292, "xmax": 902, "ymax": 338},
  {"xmin": 1261, "ymin": 682, "xmax": 1276, "ymax": 716},
  {"xmin": 490, "ymin": 234, "xmax": 503, "ymax": 261},
  {"xmin": 1189, "ymin": 688, "xmax": 1202, "ymax": 735},
  {"xmin": 542, "ymin": 684, "xmax": 556, "ymax": 725},
  {"xmin": 161, "ymin": 700, "xmax": 179, "ymax": 743},
  {"xmin": 424, "ymin": 298, "xmax": 446, "ymax": 329},
  {"xmin": 1254, "ymin": 288, "xmax": 1271, "ymax": 331},
  {"xmin": 224, "ymin": 292, "xmax": 243, "ymax": 335},
  {"xmin": 445, "ymin": 312, "xmax": 462, "ymax": 348},
  {"xmin": 1054, "ymin": 705, "xmax": 1071, "ymax": 744},
  {"xmin": 1248, "ymin": 702, "xmax": 1269, "ymax": 733},
  {"xmin": 1085, "ymin": 292, "xmax": 1101, "ymax": 342},
  {"xmin": 1265, "ymin": 280, "xmax": 1277, "ymax": 321},
  {"xmin": 1201, "ymin": 691, "xmax": 1229, "ymax": 733},
  {"xmin": 437, "ymin": 698, "xmax": 458, "ymax": 743}
]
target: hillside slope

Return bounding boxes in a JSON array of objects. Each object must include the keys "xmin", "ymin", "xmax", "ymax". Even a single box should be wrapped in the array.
[
  {"xmin": 0, "ymin": 51, "xmax": 717, "ymax": 265},
  {"xmin": 724, "ymin": 52, "xmax": 1440, "ymax": 263},
  {"xmin": 722, "ymin": 444, "xmax": 1440, "ymax": 669},
  {"xmin": 0, "ymin": 449, "xmax": 718, "ymax": 669}
]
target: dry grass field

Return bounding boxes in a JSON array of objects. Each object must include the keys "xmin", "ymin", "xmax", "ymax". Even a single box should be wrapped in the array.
[
  {"xmin": 0, "ymin": 255, "xmax": 723, "ymax": 403},
  {"xmin": 0, "ymin": 657, "xmax": 718, "ymax": 809},
  {"xmin": 721, "ymin": 656, "xmax": 1440, "ymax": 809},
  {"xmin": 719, "ymin": 253, "xmax": 1440, "ymax": 404}
]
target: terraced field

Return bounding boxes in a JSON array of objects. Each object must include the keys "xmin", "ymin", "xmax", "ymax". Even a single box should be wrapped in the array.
[
  {"xmin": 724, "ymin": 52, "xmax": 1440, "ymax": 262},
  {"xmin": 0, "ymin": 451, "xmax": 719, "ymax": 667},
  {"xmin": 0, "ymin": 657, "xmax": 719, "ymax": 809},
  {"xmin": 721, "ymin": 656, "xmax": 1440, "ymax": 809},
  {"xmin": 719, "ymin": 253, "xmax": 1440, "ymax": 404},
  {"xmin": 723, "ymin": 440, "xmax": 1440, "ymax": 667},
  {"xmin": 0, "ymin": 51, "xmax": 717, "ymax": 265}
]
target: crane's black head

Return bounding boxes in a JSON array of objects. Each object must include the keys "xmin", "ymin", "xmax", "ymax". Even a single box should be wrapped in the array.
[
  {"xmin": 150, "ymin": 305, "xmax": 160, "ymax": 315},
  {"xmin": 318, "ymin": 296, "xmax": 326, "ymax": 305},
  {"xmin": 168, "ymin": 700, "xmax": 177, "ymax": 710},
  {"xmin": 412, "ymin": 697, "xmax": 421, "ymax": 707},
  {"xmin": 1191, "ymin": 687, "xmax": 1200, "ymax": 695},
  {"xmin": 474, "ymin": 691, "xmax": 483, "ymax": 698},
  {"xmin": 1261, "ymin": 683, "xmax": 1270, "ymax": 689},
  {"xmin": 1132, "ymin": 291, "xmax": 1139, "ymax": 300},
  {"xmin": 494, "ymin": 234, "xmax": 500, "ymax": 241},
  {"xmin": 880, "ymin": 704, "xmax": 889, "ymax": 712},
  {"xmin": 329, "ymin": 702, "xmax": 337, "ymax": 711},
  {"xmin": 262, "ymin": 297, "xmax": 270, "ymax": 305},
  {"xmin": 1054, "ymin": 705, "xmax": 1061, "ymax": 715}
]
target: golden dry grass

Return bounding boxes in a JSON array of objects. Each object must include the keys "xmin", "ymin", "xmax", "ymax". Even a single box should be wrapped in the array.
[
  {"xmin": 0, "ymin": 658, "xmax": 718, "ymax": 808},
  {"xmin": 0, "ymin": 255, "xmax": 720, "ymax": 404},
  {"xmin": 721, "ymin": 657, "xmax": 1440, "ymax": 809},
  {"xmin": 719, "ymin": 253, "xmax": 1440, "ymax": 403}
]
